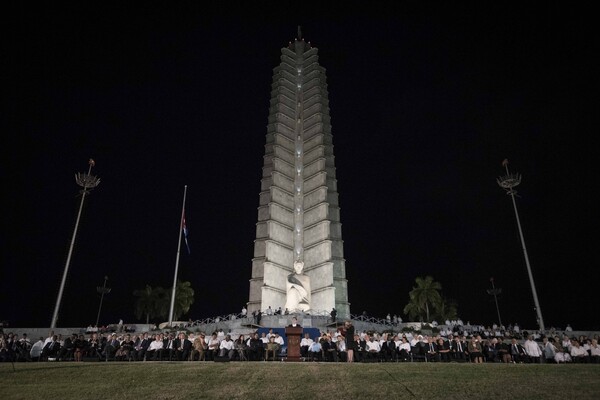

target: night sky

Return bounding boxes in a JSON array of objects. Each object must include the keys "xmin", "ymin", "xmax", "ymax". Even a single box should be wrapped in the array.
[{"xmin": 4, "ymin": 3, "xmax": 596, "ymax": 330}]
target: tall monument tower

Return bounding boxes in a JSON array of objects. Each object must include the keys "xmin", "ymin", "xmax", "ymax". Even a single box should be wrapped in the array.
[{"xmin": 248, "ymin": 30, "xmax": 350, "ymax": 318}]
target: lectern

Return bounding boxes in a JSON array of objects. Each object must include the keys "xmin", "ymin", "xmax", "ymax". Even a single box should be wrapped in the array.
[{"xmin": 285, "ymin": 326, "xmax": 303, "ymax": 362}]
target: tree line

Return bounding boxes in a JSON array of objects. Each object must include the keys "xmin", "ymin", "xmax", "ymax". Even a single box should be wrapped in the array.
[
  {"xmin": 132, "ymin": 276, "xmax": 456, "ymax": 324},
  {"xmin": 133, "ymin": 280, "xmax": 194, "ymax": 324}
]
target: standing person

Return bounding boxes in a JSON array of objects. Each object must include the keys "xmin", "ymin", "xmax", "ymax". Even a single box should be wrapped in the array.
[{"xmin": 344, "ymin": 320, "xmax": 356, "ymax": 363}]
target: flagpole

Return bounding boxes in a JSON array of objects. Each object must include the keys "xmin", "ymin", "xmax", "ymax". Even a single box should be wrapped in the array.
[{"xmin": 168, "ymin": 185, "xmax": 187, "ymax": 327}]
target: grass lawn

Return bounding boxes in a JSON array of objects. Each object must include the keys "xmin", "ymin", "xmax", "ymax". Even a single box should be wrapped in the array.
[{"xmin": 1, "ymin": 362, "xmax": 599, "ymax": 400}]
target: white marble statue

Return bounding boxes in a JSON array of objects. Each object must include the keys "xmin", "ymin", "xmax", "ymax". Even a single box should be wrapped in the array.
[{"xmin": 285, "ymin": 261, "xmax": 311, "ymax": 312}]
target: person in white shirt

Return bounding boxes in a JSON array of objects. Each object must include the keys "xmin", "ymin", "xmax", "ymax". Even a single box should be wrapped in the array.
[
  {"xmin": 552, "ymin": 335, "xmax": 572, "ymax": 363},
  {"xmin": 410, "ymin": 335, "xmax": 423, "ymax": 347},
  {"xmin": 273, "ymin": 333, "xmax": 284, "ymax": 348},
  {"xmin": 308, "ymin": 340, "xmax": 322, "ymax": 361},
  {"xmin": 219, "ymin": 335, "xmax": 235, "ymax": 359},
  {"xmin": 570, "ymin": 340, "xmax": 589, "ymax": 363},
  {"xmin": 366, "ymin": 336, "xmax": 381, "ymax": 361},
  {"xmin": 396, "ymin": 336, "xmax": 411, "ymax": 361},
  {"xmin": 542, "ymin": 337, "xmax": 556, "ymax": 363},
  {"xmin": 300, "ymin": 333, "xmax": 313, "ymax": 359},
  {"xmin": 43, "ymin": 331, "xmax": 55, "ymax": 347},
  {"xmin": 260, "ymin": 332, "xmax": 269, "ymax": 345},
  {"xmin": 523, "ymin": 335, "xmax": 542, "ymax": 363},
  {"xmin": 29, "ymin": 337, "xmax": 45, "ymax": 361},
  {"xmin": 146, "ymin": 335, "xmax": 164, "ymax": 361},
  {"xmin": 207, "ymin": 334, "xmax": 220, "ymax": 361}
]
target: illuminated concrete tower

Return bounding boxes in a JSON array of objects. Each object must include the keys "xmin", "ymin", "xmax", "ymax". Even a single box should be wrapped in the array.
[{"xmin": 248, "ymin": 30, "xmax": 350, "ymax": 318}]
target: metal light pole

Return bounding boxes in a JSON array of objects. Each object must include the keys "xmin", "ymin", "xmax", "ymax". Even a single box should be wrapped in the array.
[
  {"xmin": 497, "ymin": 159, "xmax": 545, "ymax": 331},
  {"xmin": 486, "ymin": 277, "xmax": 503, "ymax": 327},
  {"xmin": 50, "ymin": 159, "xmax": 100, "ymax": 328},
  {"xmin": 95, "ymin": 276, "xmax": 111, "ymax": 327}
]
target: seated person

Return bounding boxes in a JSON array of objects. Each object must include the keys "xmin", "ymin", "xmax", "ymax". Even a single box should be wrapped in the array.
[
  {"xmin": 73, "ymin": 334, "xmax": 88, "ymax": 362},
  {"xmin": 207, "ymin": 334, "xmax": 220, "ymax": 361},
  {"xmin": 308, "ymin": 339, "xmax": 322, "ymax": 361},
  {"xmin": 265, "ymin": 337, "xmax": 280, "ymax": 361},
  {"xmin": 322, "ymin": 335, "xmax": 338, "ymax": 362},
  {"xmin": 483, "ymin": 338, "xmax": 499, "ymax": 362},
  {"xmin": 41, "ymin": 335, "xmax": 61, "ymax": 360},
  {"xmin": 300, "ymin": 333, "xmax": 313, "ymax": 359},
  {"xmin": 146, "ymin": 334, "xmax": 164, "ymax": 361},
  {"xmin": 219, "ymin": 335, "xmax": 235, "ymax": 360},
  {"xmin": 396, "ymin": 336, "xmax": 411, "ymax": 361},
  {"xmin": 133, "ymin": 332, "xmax": 152, "ymax": 361},
  {"xmin": 365, "ymin": 336, "xmax": 381, "ymax": 361},
  {"xmin": 510, "ymin": 338, "xmax": 527, "ymax": 363},
  {"xmin": 437, "ymin": 338, "xmax": 451, "ymax": 362},
  {"xmin": 174, "ymin": 332, "xmax": 192, "ymax": 361},
  {"xmin": 452, "ymin": 336, "xmax": 468, "ymax": 361},
  {"xmin": 234, "ymin": 334, "xmax": 248, "ymax": 361},
  {"xmin": 589, "ymin": 339, "xmax": 600, "ymax": 363},
  {"xmin": 115, "ymin": 334, "xmax": 135, "ymax": 361},
  {"xmin": 161, "ymin": 333, "xmax": 176, "ymax": 361},
  {"xmin": 58, "ymin": 334, "xmax": 77, "ymax": 361},
  {"xmin": 468, "ymin": 336, "xmax": 484, "ymax": 363},
  {"xmin": 103, "ymin": 333, "xmax": 120, "ymax": 360},
  {"xmin": 425, "ymin": 339, "xmax": 440, "ymax": 362},
  {"xmin": 191, "ymin": 333, "xmax": 207, "ymax": 361},
  {"xmin": 380, "ymin": 335, "xmax": 396, "ymax": 362},
  {"xmin": 87, "ymin": 333, "xmax": 102, "ymax": 359},
  {"xmin": 570, "ymin": 340, "xmax": 589, "ymax": 363},
  {"xmin": 336, "ymin": 336, "xmax": 347, "ymax": 362},
  {"xmin": 497, "ymin": 338, "xmax": 512, "ymax": 363},
  {"xmin": 29, "ymin": 337, "xmax": 45, "ymax": 362},
  {"xmin": 356, "ymin": 335, "xmax": 367, "ymax": 362},
  {"xmin": 248, "ymin": 333, "xmax": 263, "ymax": 361}
]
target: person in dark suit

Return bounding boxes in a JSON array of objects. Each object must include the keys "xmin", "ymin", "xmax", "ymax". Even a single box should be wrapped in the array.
[
  {"xmin": 134, "ymin": 332, "xmax": 152, "ymax": 361},
  {"xmin": 59, "ymin": 334, "xmax": 76, "ymax": 361},
  {"xmin": 380, "ymin": 334, "xmax": 396, "ymax": 362},
  {"xmin": 174, "ymin": 332, "xmax": 192, "ymax": 361},
  {"xmin": 41, "ymin": 335, "xmax": 61, "ymax": 360},
  {"xmin": 162, "ymin": 333, "xmax": 176, "ymax": 361},
  {"xmin": 343, "ymin": 320, "xmax": 357, "ymax": 363},
  {"xmin": 437, "ymin": 338, "xmax": 451, "ymax": 362},
  {"xmin": 452, "ymin": 335, "xmax": 468, "ymax": 361},
  {"xmin": 510, "ymin": 338, "xmax": 527, "ymax": 363},
  {"xmin": 102, "ymin": 333, "xmax": 120, "ymax": 361},
  {"xmin": 497, "ymin": 338, "xmax": 512, "ymax": 363},
  {"xmin": 425, "ymin": 339, "xmax": 440, "ymax": 362},
  {"xmin": 287, "ymin": 317, "xmax": 301, "ymax": 327}
]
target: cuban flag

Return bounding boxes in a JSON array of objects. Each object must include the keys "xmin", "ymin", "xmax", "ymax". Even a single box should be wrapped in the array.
[{"xmin": 182, "ymin": 213, "xmax": 191, "ymax": 254}]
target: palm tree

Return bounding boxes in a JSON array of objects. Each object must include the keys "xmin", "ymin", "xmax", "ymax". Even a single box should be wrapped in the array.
[
  {"xmin": 404, "ymin": 276, "xmax": 442, "ymax": 322},
  {"xmin": 170, "ymin": 280, "xmax": 195, "ymax": 321},
  {"xmin": 134, "ymin": 281, "xmax": 195, "ymax": 323},
  {"xmin": 133, "ymin": 285, "xmax": 158, "ymax": 324},
  {"xmin": 403, "ymin": 299, "xmax": 424, "ymax": 321},
  {"xmin": 153, "ymin": 286, "xmax": 170, "ymax": 320},
  {"xmin": 434, "ymin": 297, "xmax": 458, "ymax": 322}
]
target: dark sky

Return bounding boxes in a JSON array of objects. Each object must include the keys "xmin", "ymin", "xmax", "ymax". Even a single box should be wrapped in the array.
[{"xmin": 4, "ymin": 3, "xmax": 596, "ymax": 330}]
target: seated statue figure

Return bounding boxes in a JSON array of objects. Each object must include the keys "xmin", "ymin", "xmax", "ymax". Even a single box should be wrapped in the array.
[{"xmin": 284, "ymin": 260, "xmax": 311, "ymax": 312}]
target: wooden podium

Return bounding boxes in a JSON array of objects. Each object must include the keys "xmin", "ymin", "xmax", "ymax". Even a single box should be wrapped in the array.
[{"xmin": 285, "ymin": 326, "xmax": 303, "ymax": 362}]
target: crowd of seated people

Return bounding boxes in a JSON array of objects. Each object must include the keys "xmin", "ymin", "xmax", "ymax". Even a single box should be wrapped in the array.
[{"xmin": 1, "ymin": 322, "xmax": 599, "ymax": 364}]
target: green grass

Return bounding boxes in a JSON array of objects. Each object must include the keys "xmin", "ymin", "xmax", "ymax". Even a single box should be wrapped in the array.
[{"xmin": 1, "ymin": 362, "xmax": 599, "ymax": 400}]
